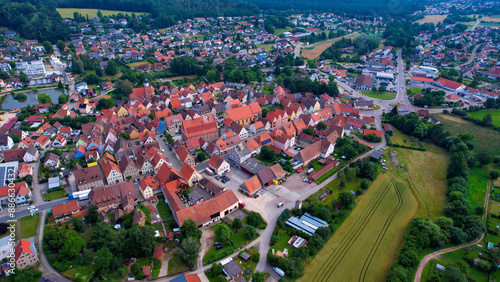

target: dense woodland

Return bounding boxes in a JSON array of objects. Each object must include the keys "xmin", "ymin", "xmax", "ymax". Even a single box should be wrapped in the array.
[{"xmin": 0, "ymin": 1, "xmax": 70, "ymax": 43}]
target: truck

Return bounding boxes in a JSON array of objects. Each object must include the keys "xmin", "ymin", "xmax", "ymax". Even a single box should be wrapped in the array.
[
  {"xmin": 307, "ymin": 168, "xmax": 314, "ymax": 175},
  {"xmin": 68, "ymin": 189, "xmax": 91, "ymax": 201},
  {"xmin": 205, "ymin": 167, "xmax": 214, "ymax": 175}
]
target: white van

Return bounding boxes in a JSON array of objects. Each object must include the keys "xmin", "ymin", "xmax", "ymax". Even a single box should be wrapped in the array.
[
  {"xmin": 277, "ymin": 203, "xmax": 283, "ymax": 208},
  {"xmin": 273, "ymin": 267, "xmax": 285, "ymax": 277}
]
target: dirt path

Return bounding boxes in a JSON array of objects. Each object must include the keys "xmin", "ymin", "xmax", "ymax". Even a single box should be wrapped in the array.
[
  {"xmin": 159, "ymin": 253, "xmax": 171, "ymax": 278},
  {"xmin": 197, "ymin": 229, "xmax": 215, "ymax": 271},
  {"xmin": 414, "ymin": 180, "xmax": 492, "ymax": 282}
]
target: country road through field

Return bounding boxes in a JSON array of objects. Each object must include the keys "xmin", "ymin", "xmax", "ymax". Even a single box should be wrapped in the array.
[{"xmin": 414, "ymin": 180, "xmax": 492, "ymax": 282}]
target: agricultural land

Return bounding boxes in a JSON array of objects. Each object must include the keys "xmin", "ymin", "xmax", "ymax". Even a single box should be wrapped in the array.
[{"xmin": 57, "ymin": 8, "xmax": 148, "ymax": 19}]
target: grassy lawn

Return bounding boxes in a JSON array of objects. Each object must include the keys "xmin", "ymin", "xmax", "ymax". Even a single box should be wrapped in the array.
[
  {"xmin": 309, "ymin": 159, "xmax": 324, "ymax": 171},
  {"xmin": 230, "ymin": 228, "xmax": 250, "ymax": 247},
  {"xmin": 62, "ymin": 265, "xmax": 96, "ymax": 282},
  {"xmin": 57, "ymin": 8, "xmax": 148, "ymax": 18},
  {"xmin": 151, "ymin": 259, "xmax": 161, "ymax": 279},
  {"xmin": 101, "ymin": 71, "xmax": 122, "ymax": 81},
  {"xmin": 465, "ymin": 167, "xmax": 489, "ymax": 208},
  {"xmin": 429, "ymin": 248, "xmax": 491, "ymax": 282},
  {"xmin": 360, "ymin": 90, "xmax": 397, "ymax": 100},
  {"xmin": 275, "ymin": 27, "xmax": 293, "ymax": 35},
  {"xmin": 407, "ymin": 87, "xmax": 423, "ymax": 95},
  {"xmin": 389, "ymin": 127, "xmax": 424, "ymax": 149},
  {"xmin": 315, "ymin": 166, "xmax": 342, "ymax": 184},
  {"xmin": 203, "ymin": 245, "xmax": 238, "ymax": 265},
  {"xmin": 127, "ymin": 61, "xmax": 150, "ymax": 68},
  {"xmin": 435, "ymin": 113, "xmax": 500, "ymax": 155},
  {"xmin": 168, "ymin": 255, "xmax": 190, "ymax": 275},
  {"xmin": 270, "ymin": 228, "xmax": 291, "ymax": 254},
  {"xmin": 238, "ymin": 247, "xmax": 259, "ymax": 280},
  {"xmin": 257, "ymin": 43, "xmax": 274, "ymax": 52},
  {"xmin": 156, "ymin": 198, "xmax": 173, "ymax": 219},
  {"xmin": 43, "ymin": 189, "xmax": 66, "ymax": 201},
  {"xmin": 396, "ymin": 143, "xmax": 449, "ymax": 219},
  {"xmin": 467, "ymin": 109, "xmax": 500, "ymax": 127},
  {"xmin": 300, "ymin": 172, "xmax": 418, "ymax": 282},
  {"xmin": 317, "ymin": 176, "xmax": 364, "ymax": 204},
  {"xmin": 20, "ymin": 214, "xmax": 39, "ymax": 238}
]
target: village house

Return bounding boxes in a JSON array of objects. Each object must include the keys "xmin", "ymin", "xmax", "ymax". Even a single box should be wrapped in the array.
[
  {"xmin": 88, "ymin": 181, "xmax": 138, "ymax": 212},
  {"xmin": 179, "ymin": 163, "xmax": 203, "ymax": 187},
  {"xmin": 208, "ymin": 154, "xmax": 231, "ymax": 176},
  {"xmin": 52, "ymin": 200, "xmax": 82, "ymax": 223},
  {"xmin": 74, "ymin": 164, "xmax": 105, "ymax": 191}
]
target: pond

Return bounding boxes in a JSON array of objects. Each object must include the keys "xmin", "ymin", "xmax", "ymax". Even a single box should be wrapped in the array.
[{"xmin": 1, "ymin": 88, "xmax": 68, "ymax": 110}]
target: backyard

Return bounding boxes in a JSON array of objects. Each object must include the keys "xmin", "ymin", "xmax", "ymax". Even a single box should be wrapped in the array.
[
  {"xmin": 43, "ymin": 189, "xmax": 66, "ymax": 201},
  {"xmin": 20, "ymin": 214, "xmax": 39, "ymax": 238}
]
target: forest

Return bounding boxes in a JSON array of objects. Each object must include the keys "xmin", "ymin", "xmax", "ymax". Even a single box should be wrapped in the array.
[{"xmin": 0, "ymin": 1, "xmax": 70, "ymax": 43}]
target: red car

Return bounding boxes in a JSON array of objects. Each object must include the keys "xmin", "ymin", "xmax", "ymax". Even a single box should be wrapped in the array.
[
  {"xmin": 308, "ymin": 180, "xmax": 313, "ymax": 184},
  {"xmin": 297, "ymin": 168, "xmax": 302, "ymax": 173}
]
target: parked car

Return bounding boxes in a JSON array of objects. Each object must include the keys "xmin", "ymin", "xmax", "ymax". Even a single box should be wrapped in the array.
[
  {"xmin": 277, "ymin": 203, "xmax": 283, "ymax": 208},
  {"xmin": 308, "ymin": 180, "xmax": 313, "ymax": 184}
]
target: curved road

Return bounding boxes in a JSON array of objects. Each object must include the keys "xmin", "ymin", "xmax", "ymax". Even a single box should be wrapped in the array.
[{"xmin": 414, "ymin": 180, "xmax": 492, "ymax": 282}]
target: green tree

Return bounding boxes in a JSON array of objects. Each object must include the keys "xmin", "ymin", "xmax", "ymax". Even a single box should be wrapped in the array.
[
  {"xmin": 97, "ymin": 10, "xmax": 103, "ymax": 18},
  {"xmin": 13, "ymin": 267, "xmax": 42, "ymax": 282},
  {"xmin": 115, "ymin": 80, "xmax": 133, "ymax": 96},
  {"xmin": 11, "ymin": 134, "xmax": 20, "ymax": 143},
  {"xmin": 180, "ymin": 219, "xmax": 202, "ymax": 241},
  {"xmin": 126, "ymin": 225, "xmax": 156, "ymax": 257},
  {"xmin": 215, "ymin": 224, "xmax": 231, "ymax": 243},
  {"xmin": 317, "ymin": 122, "xmax": 327, "ymax": 130},
  {"xmin": 58, "ymin": 80, "xmax": 63, "ymax": 89},
  {"xmin": 179, "ymin": 237, "xmax": 201, "ymax": 266},
  {"xmin": 62, "ymin": 232, "xmax": 86, "ymax": 258},
  {"xmin": 43, "ymin": 41, "xmax": 54, "ymax": 53},
  {"xmin": 72, "ymin": 216, "xmax": 85, "ymax": 232},
  {"xmin": 83, "ymin": 73, "xmax": 100, "ymax": 85},
  {"xmin": 85, "ymin": 205, "xmax": 99, "ymax": 224},
  {"xmin": 105, "ymin": 60, "xmax": 118, "ymax": 76},
  {"xmin": 338, "ymin": 191, "xmax": 354, "ymax": 210},
  {"xmin": 361, "ymin": 179, "xmax": 370, "ymax": 190},
  {"xmin": 58, "ymin": 94, "xmax": 68, "ymax": 104},
  {"xmin": 481, "ymin": 114, "xmax": 493, "ymax": 126},
  {"xmin": 244, "ymin": 225, "xmax": 257, "ymax": 239},
  {"xmin": 232, "ymin": 218, "xmax": 242, "ymax": 229},
  {"xmin": 261, "ymin": 145, "xmax": 278, "ymax": 163},
  {"xmin": 252, "ymin": 271, "xmax": 265, "ymax": 282},
  {"xmin": 206, "ymin": 70, "xmax": 217, "ymax": 82},
  {"xmin": 304, "ymin": 127, "xmax": 314, "ymax": 136},
  {"xmin": 246, "ymin": 212, "xmax": 264, "ymax": 227},
  {"xmin": 378, "ymin": 85, "xmax": 386, "ymax": 92},
  {"xmin": 95, "ymin": 247, "xmax": 117, "ymax": 276},
  {"xmin": 490, "ymin": 170, "xmax": 500, "ymax": 180},
  {"xmin": 37, "ymin": 92, "xmax": 52, "ymax": 104},
  {"xmin": 476, "ymin": 150, "xmax": 492, "ymax": 166},
  {"xmin": 196, "ymin": 151, "xmax": 208, "ymax": 162},
  {"xmin": 251, "ymin": 252, "xmax": 260, "ymax": 262},
  {"xmin": 19, "ymin": 71, "xmax": 28, "ymax": 83}
]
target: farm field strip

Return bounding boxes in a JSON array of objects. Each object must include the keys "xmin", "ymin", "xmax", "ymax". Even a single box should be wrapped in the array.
[
  {"xmin": 309, "ymin": 174, "xmax": 397, "ymax": 281},
  {"xmin": 57, "ymin": 8, "xmax": 148, "ymax": 19},
  {"xmin": 358, "ymin": 181, "xmax": 404, "ymax": 282}
]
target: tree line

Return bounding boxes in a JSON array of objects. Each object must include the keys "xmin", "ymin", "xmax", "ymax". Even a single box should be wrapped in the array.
[{"xmin": 386, "ymin": 110, "xmax": 493, "ymax": 281}]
